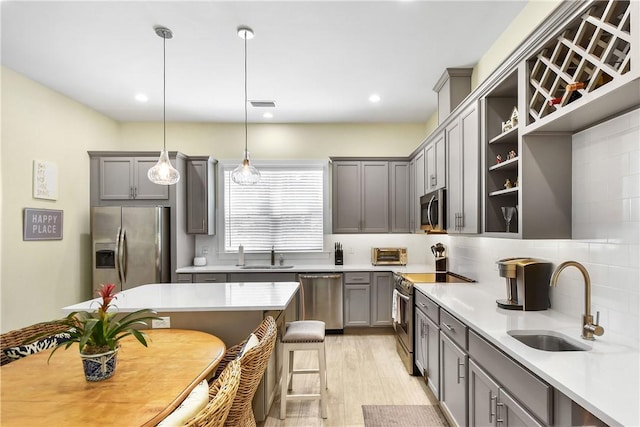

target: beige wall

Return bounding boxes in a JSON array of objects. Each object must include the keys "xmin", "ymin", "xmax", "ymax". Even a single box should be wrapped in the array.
[
  {"xmin": 1, "ymin": 67, "xmax": 120, "ymax": 332},
  {"xmin": 119, "ymin": 122, "xmax": 425, "ymax": 160}
]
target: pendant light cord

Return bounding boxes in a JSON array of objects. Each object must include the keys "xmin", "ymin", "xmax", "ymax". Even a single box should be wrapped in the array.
[
  {"xmin": 244, "ymin": 34, "xmax": 248, "ymax": 155},
  {"xmin": 163, "ymin": 32, "xmax": 167, "ymax": 152}
]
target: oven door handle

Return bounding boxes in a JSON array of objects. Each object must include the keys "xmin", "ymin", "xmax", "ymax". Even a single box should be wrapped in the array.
[{"xmin": 396, "ymin": 292, "xmax": 411, "ymax": 301}]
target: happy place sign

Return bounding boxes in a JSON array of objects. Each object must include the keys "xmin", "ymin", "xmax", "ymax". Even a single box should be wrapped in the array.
[{"xmin": 23, "ymin": 208, "xmax": 63, "ymax": 241}]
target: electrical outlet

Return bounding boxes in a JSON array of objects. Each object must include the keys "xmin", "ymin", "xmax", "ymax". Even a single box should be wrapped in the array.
[
  {"xmin": 202, "ymin": 247, "xmax": 209, "ymax": 255},
  {"xmin": 347, "ymin": 246, "xmax": 354, "ymax": 254},
  {"xmin": 152, "ymin": 316, "xmax": 170, "ymax": 329}
]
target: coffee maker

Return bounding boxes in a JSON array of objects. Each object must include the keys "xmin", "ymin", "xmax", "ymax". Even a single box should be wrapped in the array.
[{"xmin": 496, "ymin": 258, "xmax": 552, "ymax": 311}]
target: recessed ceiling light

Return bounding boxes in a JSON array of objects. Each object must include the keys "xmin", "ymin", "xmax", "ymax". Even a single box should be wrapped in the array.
[
  {"xmin": 263, "ymin": 112, "xmax": 273, "ymax": 119},
  {"xmin": 135, "ymin": 93, "xmax": 148, "ymax": 102},
  {"xmin": 369, "ymin": 94, "xmax": 381, "ymax": 103}
]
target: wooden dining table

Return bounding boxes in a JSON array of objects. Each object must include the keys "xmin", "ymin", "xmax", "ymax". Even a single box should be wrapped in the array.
[{"xmin": 0, "ymin": 328, "xmax": 226, "ymax": 427}]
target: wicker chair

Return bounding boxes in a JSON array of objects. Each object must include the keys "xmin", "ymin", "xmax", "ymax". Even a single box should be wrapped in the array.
[
  {"xmin": 183, "ymin": 359, "xmax": 242, "ymax": 427},
  {"xmin": 0, "ymin": 321, "xmax": 70, "ymax": 366},
  {"xmin": 213, "ymin": 316, "xmax": 277, "ymax": 427}
]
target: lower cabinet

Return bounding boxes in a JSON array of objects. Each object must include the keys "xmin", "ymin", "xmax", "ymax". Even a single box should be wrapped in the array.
[
  {"xmin": 344, "ymin": 271, "xmax": 392, "ymax": 327},
  {"xmin": 440, "ymin": 331, "xmax": 468, "ymax": 427},
  {"xmin": 415, "ymin": 304, "xmax": 440, "ymax": 399},
  {"xmin": 371, "ymin": 272, "xmax": 393, "ymax": 326},
  {"xmin": 344, "ymin": 284, "xmax": 371, "ymax": 326},
  {"xmin": 469, "ymin": 360, "xmax": 543, "ymax": 427}
]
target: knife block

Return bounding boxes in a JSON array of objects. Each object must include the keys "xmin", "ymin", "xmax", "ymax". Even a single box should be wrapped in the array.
[{"xmin": 335, "ymin": 249, "xmax": 344, "ymax": 265}]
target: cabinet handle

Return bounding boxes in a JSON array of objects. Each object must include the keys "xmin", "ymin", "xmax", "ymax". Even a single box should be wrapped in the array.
[
  {"xmin": 130, "ymin": 186, "xmax": 134, "ymax": 199},
  {"xmin": 133, "ymin": 186, "xmax": 137, "ymax": 198},
  {"xmin": 489, "ymin": 392, "xmax": 497, "ymax": 423},
  {"xmin": 442, "ymin": 323, "xmax": 454, "ymax": 332},
  {"xmin": 204, "ymin": 278, "xmax": 218, "ymax": 282},
  {"xmin": 456, "ymin": 358, "xmax": 464, "ymax": 384},
  {"xmin": 431, "ymin": 174, "xmax": 436, "ymax": 187},
  {"xmin": 418, "ymin": 302, "xmax": 427, "ymax": 309},
  {"xmin": 496, "ymin": 402, "xmax": 505, "ymax": 424}
]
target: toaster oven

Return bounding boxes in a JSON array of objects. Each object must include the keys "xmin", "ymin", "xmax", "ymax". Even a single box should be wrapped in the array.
[{"xmin": 371, "ymin": 247, "xmax": 407, "ymax": 266}]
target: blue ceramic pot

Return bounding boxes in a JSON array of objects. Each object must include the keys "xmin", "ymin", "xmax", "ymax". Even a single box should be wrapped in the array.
[{"xmin": 80, "ymin": 347, "xmax": 119, "ymax": 382}]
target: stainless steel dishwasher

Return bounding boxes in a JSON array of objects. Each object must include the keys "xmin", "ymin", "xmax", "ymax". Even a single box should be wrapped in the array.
[{"xmin": 299, "ymin": 273, "xmax": 344, "ymax": 332}]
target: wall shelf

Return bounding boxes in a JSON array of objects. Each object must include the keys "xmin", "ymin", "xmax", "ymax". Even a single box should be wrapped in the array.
[
  {"xmin": 488, "ymin": 126, "xmax": 518, "ymax": 144},
  {"xmin": 489, "ymin": 157, "xmax": 518, "ymax": 171},
  {"xmin": 489, "ymin": 187, "xmax": 519, "ymax": 197}
]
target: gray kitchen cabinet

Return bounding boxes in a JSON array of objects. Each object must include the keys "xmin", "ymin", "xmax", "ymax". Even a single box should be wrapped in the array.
[
  {"xmin": 186, "ymin": 156, "xmax": 216, "ymax": 235},
  {"xmin": 470, "ymin": 359, "xmax": 543, "ymax": 427},
  {"xmin": 409, "ymin": 158, "xmax": 416, "ymax": 232},
  {"xmin": 177, "ymin": 273, "xmax": 193, "ymax": 283},
  {"xmin": 99, "ymin": 157, "xmax": 169, "ymax": 201},
  {"xmin": 228, "ymin": 272, "xmax": 297, "ymax": 283},
  {"xmin": 440, "ymin": 331, "xmax": 468, "ymax": 427},
  {"xmin": 416, "ymin": 290, "xmax": 441, "ymax": 398},
  {"xmin": 469, "ymin": 359, "xmax": 500, "ymax": 427},
  {"xmin": 389, "ymin": 161, "xmax": 410, "ymax": 233},
  {"xmin": 447, "ymin": 103, "xmax": 480, "ymax": 234},
  {"xmin": 332, "ymin": 160, "xmax": 389, "ymax": 233},
  {"xmin": 371, "ymin": 272, "xmax": 392, "ymax": 326},
  {"xmin": 413, "ymin": 149, "xmax": 425, "ymax": 232},
  {"xmin": 344, "ymin": 271, "xmax": 371, "ymax": 327},
  {"xmin": 425, "ymin": 130, "xmax": 446, "ymax": 192},
  {"xmin": 194, "ymin": 273, "xmax": 227, "ymax": 283},
  {"xmin": 344, "ymin": 284, "xmax": 371, "ymax": 327},
  {"xmin": 414, "ymin": 308, "xmax": 427, "ymax": 376}
]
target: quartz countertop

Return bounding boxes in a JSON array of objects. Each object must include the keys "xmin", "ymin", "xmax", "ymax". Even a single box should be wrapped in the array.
[
  {"xmin": 62, "ymin": 282, "xmax": 299, "ymax": 313},
  {"xmin": 414, "ymin": 281, "xmax": 639, "ymax": 427},
  {"xmin": 176, "ymin": 263, "xmax": 435, "ymax": 274}
]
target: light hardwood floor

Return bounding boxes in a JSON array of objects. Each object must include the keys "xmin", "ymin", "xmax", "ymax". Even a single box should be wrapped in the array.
[{"xmin": 260, "ymin": 329, "xmax": 440, "ymax": 427}]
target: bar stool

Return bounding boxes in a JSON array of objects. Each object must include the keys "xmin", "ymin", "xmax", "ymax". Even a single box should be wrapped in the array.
[{"xmin": 279, "ymin": 320, "xmax": 328, "ymax": 419}]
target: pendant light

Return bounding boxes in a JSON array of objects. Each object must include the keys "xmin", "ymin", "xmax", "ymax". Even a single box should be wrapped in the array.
[
  {"xmin": 148, "ymin": 26, "xmax": 180, "ymax": 186},
  {"xmin": 231, "ymin": 26, "xmax": 261, "ymax": 185}
]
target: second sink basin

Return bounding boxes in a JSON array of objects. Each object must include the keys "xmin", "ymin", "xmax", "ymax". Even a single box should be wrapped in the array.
[{"xmin": 507, "ymin": 330, "xmax": 591, "ymax": 352}]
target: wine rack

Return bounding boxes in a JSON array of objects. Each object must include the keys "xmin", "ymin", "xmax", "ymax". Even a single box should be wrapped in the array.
[{"xmin": 527, "ymin": 0, "xmax": 632, "ymax": 123}]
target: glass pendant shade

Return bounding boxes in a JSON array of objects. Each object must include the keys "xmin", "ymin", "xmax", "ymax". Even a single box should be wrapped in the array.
[
  {"xmin": 148, "ymin": 149, "xmax": 180, "ymax": 185},
  {"xmin": 231, "ymin": 150, "xmax": 261, "ymax": 185},
  {"xmin": 148, "ymin": 25, "xmax": 180, "ymax": 186}
]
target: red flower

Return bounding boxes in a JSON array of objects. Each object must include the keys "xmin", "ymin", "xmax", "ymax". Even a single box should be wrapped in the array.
[{"xmin": 97, "ymin": 283, "xmax": 117, "ymax": 313}]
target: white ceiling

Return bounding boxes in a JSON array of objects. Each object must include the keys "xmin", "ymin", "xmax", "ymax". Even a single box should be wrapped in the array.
[{"xmin": 1, "ymin": 1, "xmax": 528, "ymax": 123}]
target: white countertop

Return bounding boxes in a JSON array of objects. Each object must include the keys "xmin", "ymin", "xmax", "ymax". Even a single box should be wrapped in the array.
[
  {"xmin": 62, "ymin": 282, "xmax": 299, "ymax": 313},
  {"xmin": 176, "ymin": 263, "xmax": 434, "ymax": 274},
  {"xmin": 414, "ymin": 281, "xmax": 639, "ymax": 427}
]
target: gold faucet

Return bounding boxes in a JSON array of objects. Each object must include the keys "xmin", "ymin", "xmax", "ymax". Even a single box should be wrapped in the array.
[{"xmin": 550, "ymin": 261, "xmax": 604, "ymax": 341}]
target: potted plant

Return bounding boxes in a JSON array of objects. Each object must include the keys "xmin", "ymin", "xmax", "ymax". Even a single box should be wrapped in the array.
[{"xmin": 28, "ymin": 283, "xmax": 160, "ymax": 381}]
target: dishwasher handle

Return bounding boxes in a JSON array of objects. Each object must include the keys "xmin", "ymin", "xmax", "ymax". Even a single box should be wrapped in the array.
[{"xmin": 299, "ymin": 274, "xmax": 343, "ymax": 280}]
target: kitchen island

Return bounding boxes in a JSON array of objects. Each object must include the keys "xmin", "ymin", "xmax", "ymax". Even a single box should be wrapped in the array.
[{"xmin": 62, "ymin": 281, "xmax": 299, "ymax": 422}]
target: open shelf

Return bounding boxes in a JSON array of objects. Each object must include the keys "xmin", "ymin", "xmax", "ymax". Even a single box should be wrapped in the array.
[
  {"xmin": 489, "ymin": 157, "xmax": 518, "ymax": 171},
  {"xmin": 489, "ymin": 126, "xmax": 518, "ymax": 144},
  {"xmin": 489, "ymin": 187, "xmax": 519, "ymax": 197}
]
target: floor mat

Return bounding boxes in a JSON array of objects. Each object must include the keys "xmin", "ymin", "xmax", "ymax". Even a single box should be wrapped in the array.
[{"xmin": 362, "ymin": 405, "xmax": 448, "ymax": 427}]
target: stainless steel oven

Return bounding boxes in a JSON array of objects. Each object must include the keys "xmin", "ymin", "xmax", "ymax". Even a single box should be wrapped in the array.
[{"xmin": 393, "ymin": 273, "xmax": 414, "ymax": 374}]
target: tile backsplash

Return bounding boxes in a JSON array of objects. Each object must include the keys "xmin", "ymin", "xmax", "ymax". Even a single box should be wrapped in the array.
[{"xmin": 449, "ymin": 108, "xmax": 639, "ymax": 345}]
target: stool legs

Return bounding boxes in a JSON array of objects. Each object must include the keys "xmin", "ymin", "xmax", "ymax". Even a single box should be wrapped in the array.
[{"xmin": 279, "ymin": 341, "xmax": 327, "ymax": 420}]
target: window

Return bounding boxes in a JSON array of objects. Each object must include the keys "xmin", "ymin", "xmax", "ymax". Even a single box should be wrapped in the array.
[{"xmin": 223, "ymin": 163, "xmax": 325, "ymax": 252}]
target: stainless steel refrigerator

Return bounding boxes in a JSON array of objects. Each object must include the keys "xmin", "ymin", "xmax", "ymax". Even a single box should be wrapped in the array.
[{"xmin": 91, "ymin": 206, "xmax": 170, "ymax": 294}]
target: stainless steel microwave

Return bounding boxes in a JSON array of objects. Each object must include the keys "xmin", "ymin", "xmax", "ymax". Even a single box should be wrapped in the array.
[{"xmin": 420, "ymin": 189, "xmax": 446, "ymax": 233}]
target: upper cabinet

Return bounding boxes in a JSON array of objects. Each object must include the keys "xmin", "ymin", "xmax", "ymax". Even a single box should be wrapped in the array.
[
  {"xmin": 447, "ymin": 103, "xmax": 480, "ymax": 234},
  {"xmin": 186, "ymin": 156, "xmax": 216, "ymax": 235},
  {"xmin": 390, "ymin": 161, "xmax": 411, "ymax": 233},
  {"xmin": 332, "ymin": 160, "xmax": 389, "ymax": 233},
  {"xmin": 99, "ymin": 157, "xmax": 169, "ymax": 201},
  {"xmin": 425, "ymin": 131, "xmax": 446, "ymax": 192}
]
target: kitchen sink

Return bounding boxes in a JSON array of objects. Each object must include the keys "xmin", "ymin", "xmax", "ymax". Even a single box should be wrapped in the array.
[
  {"xmin": 507, "ymin": 330, "xmax": 591, "ymax": 352},
  {"xmin": 239, "ymin": 265, "xmax": 294, "ymax": 269}
]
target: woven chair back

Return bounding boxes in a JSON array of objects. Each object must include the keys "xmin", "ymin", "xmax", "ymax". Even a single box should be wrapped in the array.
[
  {"xmin": 184, "ymin": 359, "xmax": 241, "ymax": 427},
  {"xmin": 0, "ymin": 321, "xmax": 70, "ymax": 366}
]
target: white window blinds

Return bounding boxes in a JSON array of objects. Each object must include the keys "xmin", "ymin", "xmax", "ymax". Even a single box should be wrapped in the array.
[{"xmin": 223, "ymin": 165, "xmax": 324, "ymax": 252}]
